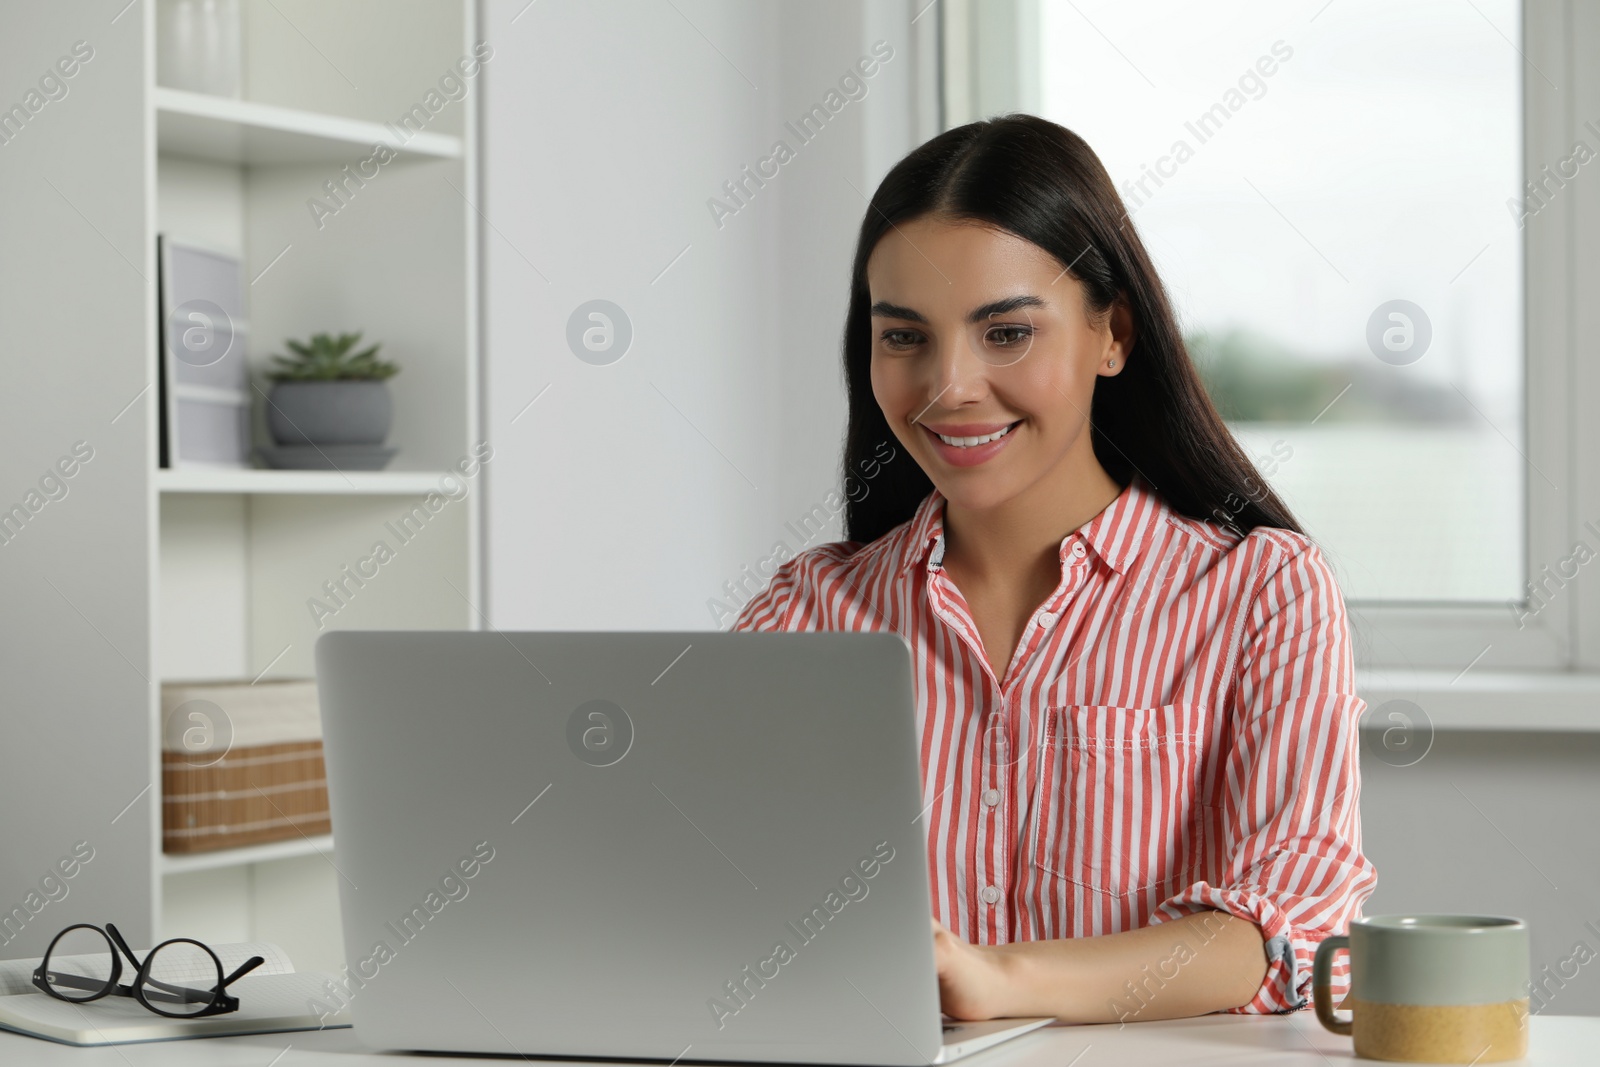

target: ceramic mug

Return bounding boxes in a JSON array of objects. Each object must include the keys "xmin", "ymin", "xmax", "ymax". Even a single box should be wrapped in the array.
[{"xmin": 1313, "ymin": 915, "xmax": 1529, "ymax": 1063}]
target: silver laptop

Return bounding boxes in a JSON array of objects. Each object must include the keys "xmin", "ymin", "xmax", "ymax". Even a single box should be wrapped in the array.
[{"xmin": 315, "ymin": 631, "xmax": 1052, "ymax": 1064}]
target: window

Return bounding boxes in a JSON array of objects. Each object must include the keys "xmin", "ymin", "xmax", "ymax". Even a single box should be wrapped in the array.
[{"xmin": 943, "ymin": 0, "xmax": 1527, "ymax": 606}]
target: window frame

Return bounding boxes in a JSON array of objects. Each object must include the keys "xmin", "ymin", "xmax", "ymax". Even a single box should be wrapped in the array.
[{"xmin": 939, "ymin": 0, "xmax": 1596, "ymax": 674}]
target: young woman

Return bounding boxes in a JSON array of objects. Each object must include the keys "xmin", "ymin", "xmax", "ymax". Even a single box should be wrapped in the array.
[{"xmin": 733, "ymin": 115, "xmax": 1374, "ymax": 1024}]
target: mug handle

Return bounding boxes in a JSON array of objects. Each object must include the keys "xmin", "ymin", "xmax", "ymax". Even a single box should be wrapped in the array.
[{"xmin": 1313, "ymin": 935, "xmax": 1352, "ymax": 1036}]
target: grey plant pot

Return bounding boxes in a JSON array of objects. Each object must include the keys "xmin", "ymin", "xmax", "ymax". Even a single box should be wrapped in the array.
[{"xmin": 266, "ymin": 380, "xmax": 393, "ymax": 446}]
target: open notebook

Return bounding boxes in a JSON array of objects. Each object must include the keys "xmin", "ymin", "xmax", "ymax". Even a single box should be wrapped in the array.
[{"xmin": 0, "ymin": 941, "xmax": 350, "ymax": 1046}]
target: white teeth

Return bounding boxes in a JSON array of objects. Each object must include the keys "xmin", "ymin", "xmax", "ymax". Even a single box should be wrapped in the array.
[{"xmin": 936, "ymin": 423, "xmax": 1015, "ymax": 448}]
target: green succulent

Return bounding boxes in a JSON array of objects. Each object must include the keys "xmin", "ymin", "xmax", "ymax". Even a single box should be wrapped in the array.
[{"xmin": 268, "ymin": 331, "xmax": 398, "ymax": 382}]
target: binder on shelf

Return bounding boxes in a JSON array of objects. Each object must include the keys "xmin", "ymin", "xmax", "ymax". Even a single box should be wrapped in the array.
[{"xmin": 157, "ymin": 236, "xmax": 253, "ymax": 469}]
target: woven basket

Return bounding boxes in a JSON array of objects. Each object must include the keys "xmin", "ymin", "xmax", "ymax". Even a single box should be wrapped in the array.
[
  {"xmin": 162, "ymin": 740, "xmax": 331, "ymax": 853},
  {"xmin": 161, "ymin": 680, "xmax": 329, "ymax": 854}
]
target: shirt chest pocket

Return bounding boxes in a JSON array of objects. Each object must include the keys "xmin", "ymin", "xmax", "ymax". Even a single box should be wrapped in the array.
[{"xmin": 1030, "ymin": 704, "xmax": 1209, "ymax": 897}]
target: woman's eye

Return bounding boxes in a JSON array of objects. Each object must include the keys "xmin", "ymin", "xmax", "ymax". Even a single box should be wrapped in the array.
[
  {"xmin": 986, "ymin": 325, "xmax": 1033, "ymax": 347},
  {"xmin": 880, "ymin": 329, "xmax": 923, "ymax": 350}
]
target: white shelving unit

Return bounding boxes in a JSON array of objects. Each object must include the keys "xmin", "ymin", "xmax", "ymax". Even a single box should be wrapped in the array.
[
  {"xmin": 0, "ymin": 2, "xmax": 481, "ymax": 971},
  {"xmin": 147, "ymin": 0, "xmax": 482, "ymax": 972}
]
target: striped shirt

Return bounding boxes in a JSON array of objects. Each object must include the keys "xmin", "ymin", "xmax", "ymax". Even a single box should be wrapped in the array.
[{"xmin": 733, "ymin": 476, "xmax": 1374, "ymax": 1015}]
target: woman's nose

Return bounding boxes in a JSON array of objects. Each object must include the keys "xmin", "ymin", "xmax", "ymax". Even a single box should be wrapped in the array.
[{"xmin": 924, "ymin": 333, "xmax": 991, "ymax": 406}]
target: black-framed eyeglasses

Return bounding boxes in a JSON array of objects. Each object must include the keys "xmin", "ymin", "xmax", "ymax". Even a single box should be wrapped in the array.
[{"xmin": 31, "ymin": 923, "xmax": 264, "ymax": 1019}]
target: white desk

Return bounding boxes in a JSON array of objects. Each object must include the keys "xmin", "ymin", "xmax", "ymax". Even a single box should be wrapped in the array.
[{"xmin": 1, "ymin": 1013, "xmax": 1595, "ymax": 1065}]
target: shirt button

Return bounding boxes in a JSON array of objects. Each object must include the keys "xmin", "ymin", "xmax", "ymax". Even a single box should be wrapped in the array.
[
  {"xmin": 980, "ymin": 885, "xmax": 1001, "ymax": 905},
  {"xmin": 982, "ymin": 788, "xmax": 1000, "ymax": 807},
  {"xmin": 1070, "ymin": 542, "xmax": 1086, "ymax": 558},
  {"xmin": 1035, "ymin": 611, "xmax": 1057, "ymax": 628}
]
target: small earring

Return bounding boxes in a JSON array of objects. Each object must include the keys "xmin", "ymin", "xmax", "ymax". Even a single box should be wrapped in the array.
[{"xmin": 1107, "ymin": 359, "xmax": 1117, "ymax": 369}]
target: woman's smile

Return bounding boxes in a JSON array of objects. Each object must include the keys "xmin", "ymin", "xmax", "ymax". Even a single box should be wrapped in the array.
[{"xmin": 919, "ymin": 418, "xmax": 1023, "ymax": 468}]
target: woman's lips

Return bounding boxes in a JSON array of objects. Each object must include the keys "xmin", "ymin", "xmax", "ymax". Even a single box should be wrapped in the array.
[{"xmin": 919, "ymin": 420, "xmax": 1021, "ymax": 468}]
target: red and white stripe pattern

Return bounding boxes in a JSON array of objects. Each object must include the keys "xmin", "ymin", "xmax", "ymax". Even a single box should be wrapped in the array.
[{"xmin": 733, "ymin": 477, "xmax": 1374, "ymax": 1014}]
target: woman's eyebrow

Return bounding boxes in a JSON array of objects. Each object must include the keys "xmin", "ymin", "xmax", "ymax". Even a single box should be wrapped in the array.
[
  {"xmin": 869, "ymin": 295, "xmax": 1046, "ymax": 324},
  {"xmin": 870, "ymin": 300, "xmax": 926, "ymax": 323},
  {"xmin": 967, "ymin": 295, "xmax": 1045, "ymax": 323}
]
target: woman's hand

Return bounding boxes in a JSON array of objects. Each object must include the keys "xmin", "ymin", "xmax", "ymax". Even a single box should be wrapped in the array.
[{"xmin": 931, "ymin": 917, "xmax": 1017, "ymax": 1020}]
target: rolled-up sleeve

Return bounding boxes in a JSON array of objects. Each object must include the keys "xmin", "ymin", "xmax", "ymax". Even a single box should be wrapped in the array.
[{"xmin": 1150, "ymin": 538, "xmax": 1376, "ymax": 1014}]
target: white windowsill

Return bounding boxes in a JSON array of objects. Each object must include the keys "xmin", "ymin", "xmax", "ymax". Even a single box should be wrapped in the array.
[{"xmin": 1356, "ymin": 670, "xmax": 1600, "ymax": 733}]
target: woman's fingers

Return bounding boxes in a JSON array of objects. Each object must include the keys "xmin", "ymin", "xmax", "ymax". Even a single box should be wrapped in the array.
[{"xmin": 931, "ymin": 920, "xmax": 992, "ymax": 1020}]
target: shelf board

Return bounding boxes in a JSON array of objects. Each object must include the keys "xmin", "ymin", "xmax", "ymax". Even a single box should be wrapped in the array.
[
  {"xmin": 155, "ymin": 87, "xmax": 461, "ymax": 166},
  {"xmin": 162, "ymin": 834, "xmax": 334, "ymax": 875},
  {"xmin": 158, "ymin": 467, "xmax": 452, "ymax": 495}
]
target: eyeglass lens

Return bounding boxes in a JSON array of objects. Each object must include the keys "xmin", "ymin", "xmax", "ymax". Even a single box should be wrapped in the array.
[
  {"xmin": 139, "ymin": 940, "xmax": 223, "ymax": 1016},
  {"xmin": 39, "ymin": 926, "xmax": 116, "ymax": 1002}
]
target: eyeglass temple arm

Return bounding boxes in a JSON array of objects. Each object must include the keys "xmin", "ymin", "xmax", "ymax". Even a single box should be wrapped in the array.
[
  {"xmin": 221, "ymin": 956, "xmax": 265, "ymax": 988},
  {"xmin": 36, "ymin": 970, "xmax": 107, "ymax": 993},
  {"xmin": 104, "ymin": 923, "xmax": 147, "ymax": 973}
]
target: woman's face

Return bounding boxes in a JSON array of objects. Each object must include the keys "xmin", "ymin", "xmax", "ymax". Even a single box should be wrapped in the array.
[{"xmin": 866, "ymin": 215, "xmax": 1133, "ymax": 514}]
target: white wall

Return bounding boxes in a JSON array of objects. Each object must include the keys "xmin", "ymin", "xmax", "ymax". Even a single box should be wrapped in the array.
[
  {"xmin": 771, "ymin": 2, "xmax": 924, "ymax": 574},
  {"xmin": 482, "ymin": 0, "xmax": 926, "ymax": 631}
]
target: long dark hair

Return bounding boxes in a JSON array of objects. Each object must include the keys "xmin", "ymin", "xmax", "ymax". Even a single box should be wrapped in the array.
[{"xmin": 841, "ymin": 114, "xmax": 1302, "ymax": 543}]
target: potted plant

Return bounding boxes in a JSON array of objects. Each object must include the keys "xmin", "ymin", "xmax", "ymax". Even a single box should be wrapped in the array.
[{"xmin": 263, "ymin": 332, "xmax": 399, "ymax": 449}]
